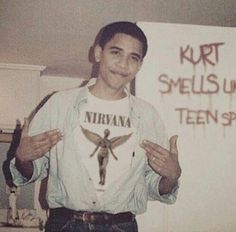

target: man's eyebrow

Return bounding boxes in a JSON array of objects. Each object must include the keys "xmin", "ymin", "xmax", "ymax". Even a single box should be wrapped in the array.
[
  {"xmin": 109, "ymin": 46, "xmax": 122, "ymax": 51},
  {"xmin": 109, "ymin": 46, "xmax": 142, "ymax": 59}
]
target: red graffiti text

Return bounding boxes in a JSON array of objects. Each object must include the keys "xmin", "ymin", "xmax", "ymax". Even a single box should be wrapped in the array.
[{"xmin": 180, "ymin": 42, "xmax": 225, "ymax": 66}]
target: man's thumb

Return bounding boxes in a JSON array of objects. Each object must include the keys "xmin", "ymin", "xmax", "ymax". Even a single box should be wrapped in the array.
[
  {"xmin": 169, "ymin": 135, "xmax": 178, "ymax": 155},
  {"xmin": 21, "ymin": 117, "xmax": 29, "ymax": 137}
]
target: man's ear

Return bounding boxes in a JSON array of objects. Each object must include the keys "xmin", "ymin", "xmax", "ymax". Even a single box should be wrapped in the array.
[{"xmin": 94, "ymin": 45, "xmax": 102, "ymax": 63}]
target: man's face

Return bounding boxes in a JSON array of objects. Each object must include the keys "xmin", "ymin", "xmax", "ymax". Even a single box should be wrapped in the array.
[{"xmin": 94, "ymin": 33, "xmax": 143, "ymax": 93}]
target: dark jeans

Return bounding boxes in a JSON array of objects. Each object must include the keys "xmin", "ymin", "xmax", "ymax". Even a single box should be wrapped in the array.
[{"xmin": 44, "ymin": 210, "xmax": 138, "ymax": 232}]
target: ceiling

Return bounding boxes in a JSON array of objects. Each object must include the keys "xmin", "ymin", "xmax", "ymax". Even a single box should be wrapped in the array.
[{"xmin": 0, "ymin": 0, "xmax": 235, "ymax": 78}]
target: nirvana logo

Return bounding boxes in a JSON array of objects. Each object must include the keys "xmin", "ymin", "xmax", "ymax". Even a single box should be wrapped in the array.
[{"xmin": 84, "ymin": 111, "xmax": 131, "ymax": 128}]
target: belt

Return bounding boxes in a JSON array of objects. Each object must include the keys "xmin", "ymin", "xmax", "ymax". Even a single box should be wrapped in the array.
[{"xmin": 50, "ymin": 207, "xmax": 135, "ymax": 224}]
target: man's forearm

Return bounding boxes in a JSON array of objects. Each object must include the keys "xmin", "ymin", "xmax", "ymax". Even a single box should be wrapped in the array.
[
  {"xmin": 15, "ymin": 157, "xmax": 34, "ymax": 180},
  {"xmin": 159, "ymin": 176, "xmax": 178, "ymax": 195}
]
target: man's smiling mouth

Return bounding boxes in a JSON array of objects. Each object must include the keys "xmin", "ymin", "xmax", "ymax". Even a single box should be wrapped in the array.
[{"xmin": 110, "ymin": 70, "xmax": 128, "ymax": 78}]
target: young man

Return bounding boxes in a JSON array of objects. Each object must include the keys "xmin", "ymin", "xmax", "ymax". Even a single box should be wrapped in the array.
[{"xmin": 10, "ymin": 21, "xmax": 181, "ymax": 232}]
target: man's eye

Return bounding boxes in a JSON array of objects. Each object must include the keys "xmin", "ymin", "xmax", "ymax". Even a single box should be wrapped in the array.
[
  {"xmin": 110, "ymin": 50, "xmax": 119, "ymax": 55},
  {"xmin": 130, "ymin": 56, "xmax": 140, "ymax": 63}
]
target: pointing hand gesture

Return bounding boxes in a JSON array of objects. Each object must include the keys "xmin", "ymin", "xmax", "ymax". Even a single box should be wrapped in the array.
[
  {"xmin": 140, "ymin": 135, "xmax": 181, "ymax": 182},
  {"xmin": 16, "ymin": 118, "xmax": 63, "ymax": 162}
]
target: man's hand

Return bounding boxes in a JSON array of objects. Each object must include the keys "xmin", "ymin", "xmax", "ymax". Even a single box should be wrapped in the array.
[
  {"xmin": 140, "ymin": 136, "xmax": 181, "ymax": 194},
  {"xmin": 16, "ymin": 118, "xmax": 63, "ymax": 163}
]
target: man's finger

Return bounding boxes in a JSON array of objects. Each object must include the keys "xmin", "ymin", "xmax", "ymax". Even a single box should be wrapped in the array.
[
  {"xmin": 21, "ymin": 117, "xmax": 30, "ymax": 137},
  {"xmin": 45, "ymin": 129, "xmax": 63, "ymax": 139},
  {"xmin": 32, "ymin": 133, "xmax": 62, "ymax": 156},
  {"xmin": 169, "ymin": 135, "xmax": 178, "ymax": 155},
  {"xmin": 141, "ymin": 140, "xmax": 169, "ymax": 156},
  {"xmin": 47, "ymin": 133, "xmax": 63, "ymax": 147},
  {"xmin": 32, "ymin": 129, "xmax": 62, "ymax": 141}
]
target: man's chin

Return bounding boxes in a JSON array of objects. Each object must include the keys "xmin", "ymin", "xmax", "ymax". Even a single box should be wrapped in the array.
[{"xmin": 107, "ymin": 82, "xmax": 127, "ymax": 93}]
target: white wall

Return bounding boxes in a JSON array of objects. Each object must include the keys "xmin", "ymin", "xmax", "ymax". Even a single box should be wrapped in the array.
[
  {"xmin": 0, "ymin": 64, "xmax": 42, "ymax": 129},
  {"xmin": 136, "ymin": 22, "xmax": 236, "ymax": 232},
  {"xmin": 0, "ymin": 64, "xmax": 84, "ymax": 129}
]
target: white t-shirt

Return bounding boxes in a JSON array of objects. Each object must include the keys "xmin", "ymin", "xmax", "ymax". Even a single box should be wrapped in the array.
[{"xmin": 75, "ymin": 90, "xmax": 136, "ymax": 198}]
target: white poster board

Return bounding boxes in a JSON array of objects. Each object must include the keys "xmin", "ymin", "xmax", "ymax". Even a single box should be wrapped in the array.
[{"xmin": 136, "ymin": 22, "xmax": 236, "ymax": 232}]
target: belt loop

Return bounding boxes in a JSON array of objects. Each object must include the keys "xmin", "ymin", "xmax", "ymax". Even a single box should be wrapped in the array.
[
  {"xmin": 82, "ymin": 212, "xmax": 89, "ymax": 222},
  {"xmin": 82, "ymin": 212, "xmax": 86, "ymax": 222}
]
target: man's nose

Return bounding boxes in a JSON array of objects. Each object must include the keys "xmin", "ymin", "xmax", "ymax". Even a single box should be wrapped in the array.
[{"xmin": 117, "ymin": 55, "xmax": 129, "ymax": 69}]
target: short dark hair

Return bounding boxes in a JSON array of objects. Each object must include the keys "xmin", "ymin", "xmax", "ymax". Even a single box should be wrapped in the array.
[{"xmin": 98, "ymin": 21, "xmax": 148, "ymax": 58}]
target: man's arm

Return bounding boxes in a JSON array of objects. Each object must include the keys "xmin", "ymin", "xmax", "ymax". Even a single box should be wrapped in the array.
[{"xmin": 14, "ymin": 118, "xmax": 63, "ymax": 180}]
